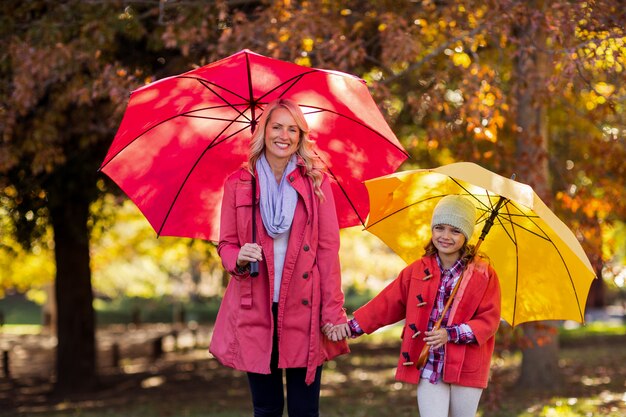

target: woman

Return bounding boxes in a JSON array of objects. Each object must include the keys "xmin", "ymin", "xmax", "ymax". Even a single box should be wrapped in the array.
[
  {"xmin": 344, "ymin": 195, "xmax": 501, "ymax": 417},
  {"xmin": 210, "ymin": 98, "xmax": 350, "ymax": 417}
]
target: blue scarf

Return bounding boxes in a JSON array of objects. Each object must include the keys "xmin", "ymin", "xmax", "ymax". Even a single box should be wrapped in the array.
[{"xmin": 256, "ymin": 154, "xmax": 298, "ymax": 238}]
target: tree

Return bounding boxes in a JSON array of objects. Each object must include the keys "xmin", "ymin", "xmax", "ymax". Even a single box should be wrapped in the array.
[
  {"xmin": 0, "ymin": 0, "xmax": 227, "ymax": 392},
  {"xmin": 509, "ymin": 0, "xmax": 561, "ymax": 388}
]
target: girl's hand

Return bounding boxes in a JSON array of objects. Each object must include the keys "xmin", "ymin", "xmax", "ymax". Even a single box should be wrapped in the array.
[
  {"xmin": 424, "ymin": 328, "xmax": 449, "ymax": 349},
  {"xmin": 236, "ymin": 243, "xmax": 263, "ymax": 267}
]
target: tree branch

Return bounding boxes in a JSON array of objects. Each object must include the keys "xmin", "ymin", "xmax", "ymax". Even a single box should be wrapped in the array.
[{"xmin": 381, "ymin": 24, "xmax": 485, "ymax": 85}]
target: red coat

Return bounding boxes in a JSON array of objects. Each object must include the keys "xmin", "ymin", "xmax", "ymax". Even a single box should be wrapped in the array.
[
  {"xmin": 354, "ymin": 255, "xmax": 501, "ymax": 388},
  {"xmin": 209, "ymin": 163, "xmax": 349, "ymax": 385}
]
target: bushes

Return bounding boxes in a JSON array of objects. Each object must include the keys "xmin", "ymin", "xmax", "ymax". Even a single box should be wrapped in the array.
[{"xmin": 94, "ymin": 296, "xmax": 222, "ymax": 325}]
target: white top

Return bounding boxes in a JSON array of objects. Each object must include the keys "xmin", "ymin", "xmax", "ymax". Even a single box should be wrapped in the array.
[{"xmin": 273, "ymin": 231, "xmax": 289, "ymax": 302}]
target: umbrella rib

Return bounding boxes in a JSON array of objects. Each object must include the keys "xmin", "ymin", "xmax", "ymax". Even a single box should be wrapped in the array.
[
  {"xmin": 497, "ymin": 201, "xmax": 551, "ymax": 241},
  {"xmin": 294, "ymin": 105, "xmax": 409, "ymax": 157},
  {"xmin": 317, "ymin": 153, "xmax": 366, "ymax": 226},
  {"xmin": 448, "ymin": 178, "xmax": 545, "ymax": 238},
  {"xmin": 101, "ymin": 111, "xmax": 192, "ymax": 170},
  {"xmin": 182, "ymin": 114, "xmax": 252, "ymax": 124},
  {"xmin": 177, "ymin": 70, "xmax": 320, "ymax": 124},
  {"xmin": 476, "ymin": 212, "xmax": 547, "ymax": 240},
  {"xmin": 178, "ymin": 76, "xmax": 248, "ymax": 103},
  {"xmin": 495, "ymin": 200, "xmax": 585, "ymax": 324},
  {"xmin": 550, "ymin": 239, "xmax": 586, "ymax": 322},
  {"xmin": 365, "ymin": 195, "xmax": 445, "ymax": 229},
  {"xmin": 156, "ymin": 123, "xmax": 251, "ymax": 236},
  {"xmin": 258, "ymin": 71, "xmax": 319, "ymax": 102},
  {"xmin": 505, "ymin": 201, "xmax": 586, "ymax": 323},
  {"xmin": 497, "ymin": 204, "xmax": 520, "ymax": 326},
  {"xmin": 449, "ymin": 178, "xmax": 497, "ymax": 214},
  {"xmin": 251, "ymin": 68, "xmax": 409, "ymax": 158},
  {"xmin": 196, "ymin": 79, "xmax": 253, "ymax": 124},
  {"xmin": 183, "ymin": 70, "xmax": 320, "ymax": 117},
  {"xmin": 100, "ymin": 89, "xmax": 255, "ymax": 170}
]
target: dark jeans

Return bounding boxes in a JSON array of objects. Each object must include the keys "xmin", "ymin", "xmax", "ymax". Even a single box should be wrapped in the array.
[{"xmin": 247, "ymin": 303, "xmax": 323, "ymax": 417}]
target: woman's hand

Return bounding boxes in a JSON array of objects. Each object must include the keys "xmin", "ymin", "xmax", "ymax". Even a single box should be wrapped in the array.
[
  {"xmin": 236, "ymin": 243, "xmax": 263, "ymax": 267},
  {"xmin": 424, "ymin": 328, "xmax": 449, "ymax": 349},
  {"xmin": 322, "ymin": 322, "xmax": 351, "ymax": 342}
]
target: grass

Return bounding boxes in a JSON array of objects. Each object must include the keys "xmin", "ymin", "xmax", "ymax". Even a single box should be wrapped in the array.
[
  {"xmin": 2, "ymin": 323, "xmax": 625, "ymax": 417},
  {"xmin": 0, "ymin": 295, "xmax": 42, "ymax": 325},
  {"xmin": 481, "ymin": 341, "xmax": 626, "ymax": 417},
  {"xmin": 559, "ymin": 321, "xmax": 626, "ymax": 339},
  {"xmin": 0, "ymin": 324, "xmax": 42, "ymax": 334}
]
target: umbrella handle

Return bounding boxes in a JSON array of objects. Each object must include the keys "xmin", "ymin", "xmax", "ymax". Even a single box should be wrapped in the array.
[
  {"xmin": 250, "ymin": 174, "xmax": 259, "ymax": 277},
  {"xmin": 416, "ymin": 339, "xmax": 430, "ymax": 369},
  {"xmin": 250, "ymin": 260, "xmax": 259, "ymax": 277}
]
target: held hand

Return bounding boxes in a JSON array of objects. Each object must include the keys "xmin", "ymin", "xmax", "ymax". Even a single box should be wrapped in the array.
[
  {"xmin": 330, "ymin": 323, "xmax": 351, "ymax": 342},
  {"xmin": 321, "ymin": 323, "xmax": 333, "ymax": 338},
  {"xmin": 236, "ymin": 243, "xmax": 263, "ymax": 267},
  {"xmin": 424, "ymin": 328, "xmax": 449, "ymax": 349},
  {"xmin": 322, "ymin": 323, "xmax": 351, "ymax": 342}
]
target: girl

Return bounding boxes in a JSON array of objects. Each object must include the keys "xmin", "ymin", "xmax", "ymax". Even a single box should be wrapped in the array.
[{"xmin": 346, "ymin": 195, "xmax": 501, "ymax": 417}]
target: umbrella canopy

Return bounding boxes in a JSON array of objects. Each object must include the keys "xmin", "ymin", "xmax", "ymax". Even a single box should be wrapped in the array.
[
  {"xmin": 364, "ymin": 162, "xmax": 596, "ymax": 326},
  {"xmin": 100, "ymin": 49, "xmax": 408, "ymax": 241}
]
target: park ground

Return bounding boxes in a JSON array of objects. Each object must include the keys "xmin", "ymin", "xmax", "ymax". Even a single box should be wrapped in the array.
[{"xmin": 0, "ymin": 323, "xmax": 625, "ymax": 417}]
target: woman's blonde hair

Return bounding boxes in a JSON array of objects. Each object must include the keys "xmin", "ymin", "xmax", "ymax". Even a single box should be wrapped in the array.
[{"xmin": 248, "ymin": 98, "xmax": 326, "ymax": 201}]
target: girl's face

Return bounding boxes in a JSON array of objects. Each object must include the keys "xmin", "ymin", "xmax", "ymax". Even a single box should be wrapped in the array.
[
  {"xmin": 431, "ymin": 224, "xmax": 466, "ymax": 258},
  {"xmin": 263, "ymin": 107, "xmax": 300, "ymax": 165}
]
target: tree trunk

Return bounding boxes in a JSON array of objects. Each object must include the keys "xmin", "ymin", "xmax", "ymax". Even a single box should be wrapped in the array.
[
  {"xmin": 42, "ymin": 283, "xmax": 57, "ymax": 335},
  {"xmin": 49, "ymin": 195, "xmax": 96, "ymax": 392},
  {"xmin": 513, "ymin": 0, "xmax": 561, "ymax": 389},
  {"xmin": 517, "ymin": 322, "xmax": 561, "ymax": 388},
  {"xmin": 584, "ymin": 215, "xmax": 605, "ymax": 309}
]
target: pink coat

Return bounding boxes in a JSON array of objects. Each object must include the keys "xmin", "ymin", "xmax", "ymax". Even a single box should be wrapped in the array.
[
  {"xmin": 210, "ymin": 163, "xmax": 349, "ymax": 384},
  {"xmin": 354, "ymin": 255, "xmax": 501, "ymax": 388}
]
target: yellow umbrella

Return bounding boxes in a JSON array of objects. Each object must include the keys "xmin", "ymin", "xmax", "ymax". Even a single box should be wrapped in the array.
[{"xmin": 364, "ymin": 162, "xmax": 596, "ymax": 326}]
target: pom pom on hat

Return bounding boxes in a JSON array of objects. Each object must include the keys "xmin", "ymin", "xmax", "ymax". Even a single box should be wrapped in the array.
[{"xmin": 431, "ymin": 195, "xmax": 477, "ymax": 241}]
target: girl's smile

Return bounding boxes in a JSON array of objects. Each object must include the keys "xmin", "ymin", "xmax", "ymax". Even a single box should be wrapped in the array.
[{"xmin": 432, "ymin": 224, "xmax": 466, "ymax": 265}]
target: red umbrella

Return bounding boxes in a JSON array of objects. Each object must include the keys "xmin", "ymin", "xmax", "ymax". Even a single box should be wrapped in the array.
[{"xmin": 100, "ymin": 49, "xmax": 408, "ymax": 241}]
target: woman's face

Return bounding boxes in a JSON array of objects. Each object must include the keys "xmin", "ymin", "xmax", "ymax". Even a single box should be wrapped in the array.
[
  {"xmin": 263, "ymin": 107, "xmax": 300, "ymax": 165},
  {"xmin": 431, "ymin": 224, "xmax": 466, "ymax": 258}
]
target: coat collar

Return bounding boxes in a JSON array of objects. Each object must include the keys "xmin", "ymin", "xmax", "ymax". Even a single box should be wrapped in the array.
[{"xmin": 237, "ymin": 154, "xmax": 313, "ymax": 227}]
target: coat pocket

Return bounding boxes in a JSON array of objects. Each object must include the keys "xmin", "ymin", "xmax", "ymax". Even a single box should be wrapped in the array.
[
  {"xmin": 461, "ymin": 343, "xmax": 482, "ymax": 373},
  {"xmin": 234, "ymin": 185, "xmax": 254, "ymax": 309}
]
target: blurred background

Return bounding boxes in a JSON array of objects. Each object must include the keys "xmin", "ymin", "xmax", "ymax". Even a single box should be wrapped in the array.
[{"xmin": 1, "ymin": 1, "xmax": 625, "ymax": 416}]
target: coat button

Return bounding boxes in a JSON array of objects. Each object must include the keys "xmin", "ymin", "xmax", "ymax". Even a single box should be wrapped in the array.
[
  {"xmin": 289, "ymin": 175, "xmax": 295, "ymax": 182},
  {"xmin": 301, "ymin": 299, "xmax": 309, "ymax": 306},
  {"xmin": 302, "ymin": 272, "xmax": 309, "ymax": 279},
  {"xmin": 303, "ymin": 244, "xmax": 310, "ymax": 251}
]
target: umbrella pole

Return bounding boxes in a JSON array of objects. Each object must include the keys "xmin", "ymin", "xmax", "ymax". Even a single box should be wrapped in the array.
[
  {"xmin": 249, "ymin": 110, "xmax": 260, "ymax": 277},
  {"xmin": 415, "ymin": 195, "xmax": 508, "ymax": 369},
  {"xmin": 250, "ymin": 168, "xmax": 260, "ymax": 277}
]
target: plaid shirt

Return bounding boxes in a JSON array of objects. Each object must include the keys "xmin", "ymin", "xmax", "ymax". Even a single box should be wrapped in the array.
[{"xmin": 421, "ymin": 255, "xmax": 476, "ymax": 384}]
